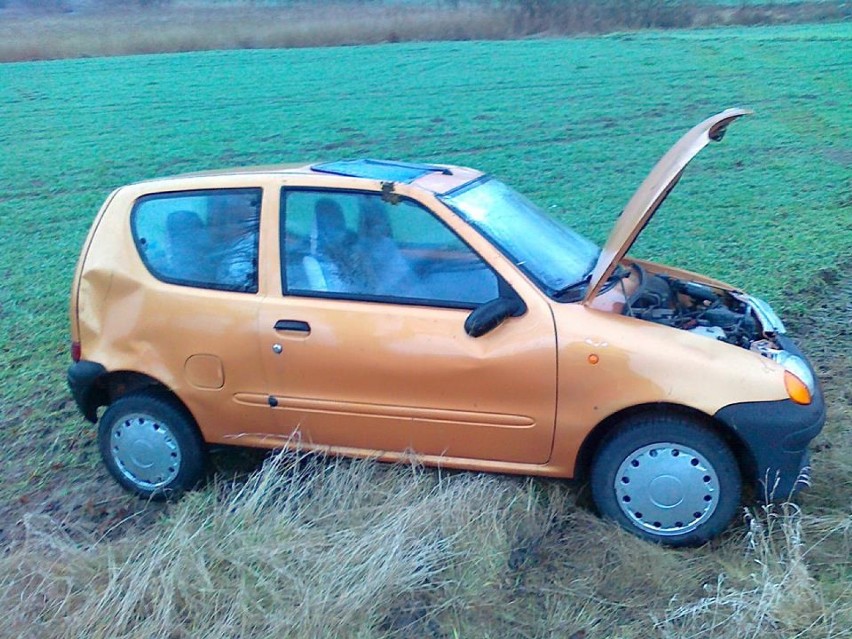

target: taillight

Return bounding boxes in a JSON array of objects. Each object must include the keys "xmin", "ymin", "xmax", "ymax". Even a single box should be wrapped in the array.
[{"xmin": 71, "ymin": 341, "xmax": 81, "ymax": 363}]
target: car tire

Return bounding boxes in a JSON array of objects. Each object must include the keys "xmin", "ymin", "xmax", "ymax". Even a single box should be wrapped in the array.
[
  {"xmin": 590, "ymin": 415, "xmax": 741, "ymax": 546},
  {"xmin": 98, "ymin": 391, "xmax": 207, "ymax": 500}
]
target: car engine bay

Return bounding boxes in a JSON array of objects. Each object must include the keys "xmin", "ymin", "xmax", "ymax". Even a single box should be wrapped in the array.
[{"xmin": 623, "ymin": 263, "xmax": 782, "ymax": 355}]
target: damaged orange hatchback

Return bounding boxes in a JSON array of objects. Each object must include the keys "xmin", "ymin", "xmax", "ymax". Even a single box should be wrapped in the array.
[{"xmin": 68, "ymin": 109, "xmax": 825, "ymax": 545}]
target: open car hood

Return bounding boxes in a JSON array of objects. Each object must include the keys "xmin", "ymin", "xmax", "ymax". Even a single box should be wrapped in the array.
[{"xmin": 583, "ymin": 108, "xmax": 751, "ymax": 304}]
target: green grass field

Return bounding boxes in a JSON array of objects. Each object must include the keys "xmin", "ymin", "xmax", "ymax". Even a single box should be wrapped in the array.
[{"xmin": 1, "ymin": 22, "xmax": 850, "ymax": 638}]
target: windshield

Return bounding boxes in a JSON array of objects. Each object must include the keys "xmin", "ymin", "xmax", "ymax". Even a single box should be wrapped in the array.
[{"xmin": 441, "ymin": 178, "xmax": 599, "ymax": 295}]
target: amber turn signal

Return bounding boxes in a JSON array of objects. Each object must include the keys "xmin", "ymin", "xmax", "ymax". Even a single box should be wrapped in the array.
[{"xmin": 784, "ymin": 370, "xmax": 811, "ymax": 405}]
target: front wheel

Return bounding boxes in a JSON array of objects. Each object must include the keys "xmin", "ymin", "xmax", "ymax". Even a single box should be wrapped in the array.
[
  {"xmin": 590, "ymin": 415, "xmax": 741, "ymax": 546},
  {"xmin": 98, "ymin": 391, "xmax": 207, "ymax": 500}
]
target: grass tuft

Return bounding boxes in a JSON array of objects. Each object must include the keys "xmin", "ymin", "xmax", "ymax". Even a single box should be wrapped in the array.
[
  {"xmin": 0, "ymin": 453, "xmax": 556, "ymax": 637},
  {"xmin": 659, "ymin": 503, "xmax": 833, "ymax": 637},
  {"xmin": 3, "ymin": 451, "xmax": 852, "ymax": 638}
]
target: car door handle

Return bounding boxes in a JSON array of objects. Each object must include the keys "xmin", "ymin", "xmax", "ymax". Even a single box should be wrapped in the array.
[{"xmin": 274, "ymin": 319, "xmax": 311, "ymax": 332}]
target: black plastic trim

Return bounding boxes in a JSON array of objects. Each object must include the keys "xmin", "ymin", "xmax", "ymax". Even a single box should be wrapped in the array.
[
  {"xmin": 714, "ymin": 344, "xmax": 825, "ymax": 500},
  {"xmin": 67, "ymin": 360, "xmax": 107, "ymax": 422},
  {"xmin": 274, "ymin": 319, "xmax": 311, "ymax": 332},
  {"xmin": 464, "ymin": 294, "xmax": 526, "ymax": 337}
]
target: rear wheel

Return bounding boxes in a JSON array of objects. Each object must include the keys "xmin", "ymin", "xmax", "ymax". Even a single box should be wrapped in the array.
[
  {"xmin": 98, "ymin": 391, "xmax": 206, "ymax": 500},
  {"xmin": 590, "ymin": 415, "xmax": 741, "ymax": 546}
]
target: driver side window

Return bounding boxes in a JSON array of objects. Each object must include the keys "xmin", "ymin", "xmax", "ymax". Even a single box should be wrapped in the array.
[{"xmin": 281, "ymin": 190, "xmax": 499, "ymax": 307}]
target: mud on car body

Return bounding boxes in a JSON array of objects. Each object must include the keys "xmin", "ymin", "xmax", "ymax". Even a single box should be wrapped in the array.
[{"xmin": 68, "ymin": 109, "xmax": 824, "ymax": 545}]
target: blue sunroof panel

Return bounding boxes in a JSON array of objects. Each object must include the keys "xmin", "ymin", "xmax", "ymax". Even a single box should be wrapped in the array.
[{"xmin": 312, "ymin": 159, "xmax": 449, "ymax": 183}]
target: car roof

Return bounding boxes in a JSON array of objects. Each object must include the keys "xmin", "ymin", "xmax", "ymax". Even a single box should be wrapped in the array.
[
  {"xmin": 134, "ymin": 159, "xmax": 484, "ymax": 195},
  {"xmin": 313, "ymin": 159, "xmax": 452, "ymax": 182}
]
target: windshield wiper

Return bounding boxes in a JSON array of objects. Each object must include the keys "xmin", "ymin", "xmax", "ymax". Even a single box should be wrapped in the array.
[
  {"xmin": 554, "ymin": 263, "xmax": 631, "ymax": 302},
  {"xmin": 552, "ymin": 251, "xmax": 601, "ymax": 298},
  {"xmin": 553, "ymin": 272, "xmax": 593, "ymax": 301}
]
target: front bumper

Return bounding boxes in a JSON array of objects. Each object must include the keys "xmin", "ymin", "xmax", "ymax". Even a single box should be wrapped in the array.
[{"xmin": 714, "ymin": 336, "xmax": 826, "ymax": 500}]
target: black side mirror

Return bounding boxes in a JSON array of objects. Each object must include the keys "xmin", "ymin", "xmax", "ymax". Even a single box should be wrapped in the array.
[{"xmin": 464, "ymin": 294, "xmax": 526, "ymax": 338}]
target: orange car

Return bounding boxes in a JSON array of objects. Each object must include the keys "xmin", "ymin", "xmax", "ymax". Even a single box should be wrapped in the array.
[{"xmin": 68, "ymin": 109, "xmax": 824, "ymax": 545}]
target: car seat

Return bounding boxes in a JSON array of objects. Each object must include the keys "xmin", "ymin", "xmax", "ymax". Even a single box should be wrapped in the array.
[
  {"xmin": 357, "ymin": 199, "xmax": 415, "ymax": 296},
  {"xmin": 304, "ymin": 198, "xmax": 353, "ymax": 292},
  {"xmin": 166, "ymin": 209, "xmax": 212, "ymax": 283}
]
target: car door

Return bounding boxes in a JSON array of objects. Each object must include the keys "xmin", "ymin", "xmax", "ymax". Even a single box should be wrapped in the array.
[
  {"xmin": 123, "ymin": 184, "xmax": 278, "ymax": 444},
  {"xmin": 257, "ymin": 186, "xmax": 557, "ymax": 464}
]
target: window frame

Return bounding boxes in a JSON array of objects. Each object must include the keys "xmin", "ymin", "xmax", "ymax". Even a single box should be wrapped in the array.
[
  {"xmin": 279, "ymin": 186, "xmax": 515, "ymax": 310},
  {"xmin": 130, "ymin": 187, "xmax": 263, "ymax": 294}
]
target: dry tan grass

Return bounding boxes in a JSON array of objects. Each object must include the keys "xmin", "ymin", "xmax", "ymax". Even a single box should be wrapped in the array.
[
  {"xmin": 658, "ymin": 503, "xmax": 851, "ymax": 638},
  {"xmin": 2, "ymin": 449, "xmax": 850, "ymax": 638},
  {"xmin": 0, "ymin": 4, "xmax": 515, "ymax": 62},
  {"xmin": 0, "ymin": 453, "xmax": 556, "ymax": 637},
  {"xmin": 1, "ymin": 1, "xmax": 848, "ymax": 62}
]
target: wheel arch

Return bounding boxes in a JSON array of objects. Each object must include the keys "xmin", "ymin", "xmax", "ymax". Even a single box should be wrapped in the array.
[
  {"xmin": 82, "ymin": 369, "xmax": 190, "ymax": 423},
  {"xmin": 574, "ymin": 402, "xmax": 757, "ymax": 486}
]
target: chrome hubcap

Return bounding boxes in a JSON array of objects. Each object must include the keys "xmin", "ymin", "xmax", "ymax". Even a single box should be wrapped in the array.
[
  {"xmin": 110, "ymin": 412, "xmax": 181, "ymax": 490},
  {"xmin": 615, "ymin": 442, "xmax": 719, "ymax": 536}
]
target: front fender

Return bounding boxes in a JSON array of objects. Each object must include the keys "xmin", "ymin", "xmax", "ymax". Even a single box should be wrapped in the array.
[{"xmin": 551, "ymin": 304, "xmax": 789, "ymax": 474}]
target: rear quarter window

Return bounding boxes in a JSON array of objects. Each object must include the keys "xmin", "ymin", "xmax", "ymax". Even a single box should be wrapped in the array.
[{"xmin": 131, "ymin": 188, "xmax": 262, "ymax": 293}]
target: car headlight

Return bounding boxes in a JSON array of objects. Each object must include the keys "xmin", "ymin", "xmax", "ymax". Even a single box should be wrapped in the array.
[{"xmin": 777, "ymin": 352, "xmax": 815, "ymax": 405}]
